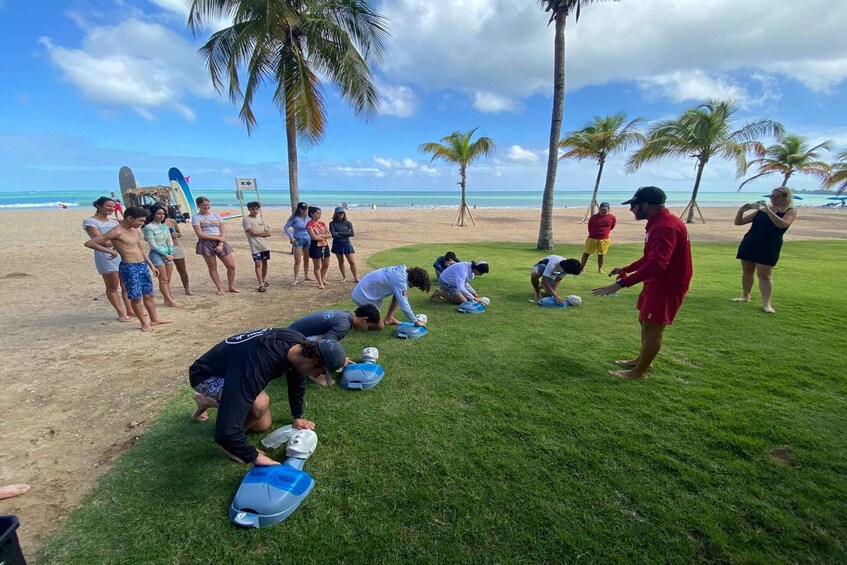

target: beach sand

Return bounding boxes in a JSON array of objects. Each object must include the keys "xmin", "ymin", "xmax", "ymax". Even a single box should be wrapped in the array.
[{"xmin": 0, "ymin": 205, "xmax": 844, "ymax": 557}]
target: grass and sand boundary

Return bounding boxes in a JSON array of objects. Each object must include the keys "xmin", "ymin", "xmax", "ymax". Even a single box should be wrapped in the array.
[{"xmin": 38, "ymin": 240, "xmax": 847, "ymax": 562}]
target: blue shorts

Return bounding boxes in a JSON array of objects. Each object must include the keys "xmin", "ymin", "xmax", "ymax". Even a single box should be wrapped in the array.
[
  {"xmin": 331, "ymin": 240, "xmax": 355, "ymax": 255},
  {"xmin": 252, "ymin": 250, "xmax": 271, "ymax": 262},
  {"xmin": 149, "ymin": 253, "xmax": 173, "ymax": 267},
  {"xmin": 119, "ymin": 262, "xmax": 154, "ymax": 300},
  {"xmin": 194, "ymin": 377, "xmax": 224, "ymax": 401},
  {"xmin": 293, "ymin": 237, "xmax": 311, "ymax": 249}
]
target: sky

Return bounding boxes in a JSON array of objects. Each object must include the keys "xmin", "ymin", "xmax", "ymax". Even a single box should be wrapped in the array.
[{"xmin": 1, "ymin": 0, "xmax": 846, "ymax": 195}]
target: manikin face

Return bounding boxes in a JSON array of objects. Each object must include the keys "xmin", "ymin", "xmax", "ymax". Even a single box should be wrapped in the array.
[
  {"xmin": 154, "ymin": 208, "xmax": 167, "ymax": 223},
  {"xmin": 198, "ymin": 201, "xmax": 211, "ymax": 213}
]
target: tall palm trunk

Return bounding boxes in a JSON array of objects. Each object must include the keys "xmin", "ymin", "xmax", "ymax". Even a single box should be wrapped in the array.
[
  {"xmin": 537, "ymin": 14, "xmax": 566, "ymax": 250},
  {"xmin": 782, "ymin": 171, "xmax": 792, "ymax": 185},
  {"xmin": 582, "ymin": 158, "xmax": 605, "ymax": 223},
  {"xmin": 459, "ymin": 165, "xmax": 468, "ymax": 227},
  {"xmin": 285, "ymin": 90, "xmax": 300, "ymax": 214},
  {"xmin": 686, "ymin": 159, "xmax": 707, "ymax": 224}
]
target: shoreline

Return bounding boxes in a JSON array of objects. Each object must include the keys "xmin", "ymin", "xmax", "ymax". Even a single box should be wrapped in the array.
[{"xmin": 0, "ymin": 206, "xmax": 845, "ymax": 558}]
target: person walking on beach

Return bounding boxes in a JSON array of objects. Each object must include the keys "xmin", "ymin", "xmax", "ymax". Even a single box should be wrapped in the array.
[
  {"xmin": 306, "ymin": 206, "xmax": 331, "ymax": 288},
  {"xmin": 83, "ymin": 196, "xmax": 134, "ymax": 322},
  {"xmin": 165, "ymin": 215, "xmax": 192, "ymax": 295},
  {"xmin": 242, "ymin": 201, "xmax": 272, "ymax": 292},
  {"xmin": 732, "ymin": 187, "xmax": 797, "ymax": 314},
  {"xmin": 580, "ymin": 202, "xmax": 617, "ymax": 273},
  {"xmin": 352, "ymin": 265, "xmax": 431, "ymax": 328},
  {"xmin": 284, "ymin": 202, "xmax": 312, "ymax": 285},
  {"xmin": 110, "ymin": 192, "xmax": 124, "ymax": 220},
  {"xmin": 329, "ymin": 207, "xmax": 359, "ymax": 282},
  {"xmin": 531, "ymin": 255, "xmax": 583, "ymax": 304},
  {"xmin": 188, "ymin": 328, "xmax": 349, "ymax": 465},
  {"xmin": 592, "ymin": 186, "xmax": 692, "ymax": 380},
  {"xmin": 192, "ymin": 197, "xmax": 239, "ymax": 295},
  {"xmin": 433, "ymin": 260, "xmax": 490, "ymax": 304},
  {"xmin": 84, "ymin": 206, "xmax": 173, "ymax": 332},
  {"xmin": 288, "ymin": 305, "xmax": 382, "ymax": 341},
  {"xmin": 143, "ymin": 204, "xmax": 180, "ymax": 308}
]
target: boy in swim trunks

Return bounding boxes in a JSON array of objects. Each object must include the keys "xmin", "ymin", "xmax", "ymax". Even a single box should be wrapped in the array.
[
  {"xmin": 530, "ymin": 255, "xmax": 583, "ymax": 304},
  {"xmin": 84, "ymin": 206, "xmax": 173, "ymax": 332},
  {"xmin": 242, "ymin": 201, "xmax": 272, "ymax": 291}
]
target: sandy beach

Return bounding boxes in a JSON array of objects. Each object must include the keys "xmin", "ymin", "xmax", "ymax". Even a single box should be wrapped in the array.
[{"xmin": 0, "ymin": 204, "xmax": 844, "ymax": 557}]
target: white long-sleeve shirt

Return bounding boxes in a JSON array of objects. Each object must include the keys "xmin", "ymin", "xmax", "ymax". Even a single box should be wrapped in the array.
[
  {"xmin": 439, "ymin": 262, "xmax": 476, "ymax": 297},
  {"xmin": 352, "ymin": 265, "xmax": 416, "ymax": 321}
]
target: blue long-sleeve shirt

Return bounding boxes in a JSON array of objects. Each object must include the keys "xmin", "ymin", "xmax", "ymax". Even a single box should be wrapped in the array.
[{"xmin": 283, "ymin": 215, "xmax": 309, "ymax": 239}]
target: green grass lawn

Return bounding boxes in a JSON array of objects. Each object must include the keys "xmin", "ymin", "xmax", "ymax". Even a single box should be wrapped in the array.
[{"xmin": 41, "ymin": 241, "xmax": 847, "ymax": 563}]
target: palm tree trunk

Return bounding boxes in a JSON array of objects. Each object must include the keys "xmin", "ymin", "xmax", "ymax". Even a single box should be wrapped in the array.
[
  {"xmin": 537, "ymin": 14, "xmax": 566, "ymax": 250},
  {"xmin": 685, "ymin": 159, "xmax": 706, "ymax": 224},
  {"xmin": 582, "ymin": 158, "xmax": 604, "ymax": 223},
  {"xmin": 285, "ymin": 91, "xmax": 300, "ymax": 214},
  {"xmin": 782, "ymin": 171, "xmax": 791, "ymax": 186},
  {"xmin": 459, "ymin": 166, "xmax": 467, "ymax": 227}
]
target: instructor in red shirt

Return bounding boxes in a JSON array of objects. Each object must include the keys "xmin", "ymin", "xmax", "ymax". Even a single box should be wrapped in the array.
[{"xmin": 592, "ymin": 186, "xmax": 692, "ymax": 380}]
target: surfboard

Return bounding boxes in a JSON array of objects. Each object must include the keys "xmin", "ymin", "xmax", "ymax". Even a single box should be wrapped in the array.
[
  {"xmin": 118, "ymin": 166, "xmax": 137, "ymax": 207},
  {"xmin": 168, "ymin": 167, "xmax": 196, "ymax": 215},
  {"xmin": 170, "ymin": 180, "xmax": 191, "ymax": 218}
]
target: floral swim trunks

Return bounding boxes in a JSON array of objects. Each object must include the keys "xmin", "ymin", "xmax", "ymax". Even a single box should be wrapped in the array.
[{"xmin": 118, "ymin": 261, "xmax": 154, "ymax": 300}]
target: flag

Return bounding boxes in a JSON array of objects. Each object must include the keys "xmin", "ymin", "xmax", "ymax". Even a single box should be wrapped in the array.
[{"xmin": 185, "ymin": 175, "xmax": 190, "ymax": 183}]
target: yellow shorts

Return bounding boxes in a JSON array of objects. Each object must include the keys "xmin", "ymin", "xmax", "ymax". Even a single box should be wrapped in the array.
[{"xmin": 584, "ymin": 238, "xmax": 610, "ymax": 255}]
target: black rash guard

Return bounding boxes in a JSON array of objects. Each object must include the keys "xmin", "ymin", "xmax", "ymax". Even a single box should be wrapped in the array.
[{"xmin": 188, "ymin": 328, "xmax": 307, "ymax": 464}]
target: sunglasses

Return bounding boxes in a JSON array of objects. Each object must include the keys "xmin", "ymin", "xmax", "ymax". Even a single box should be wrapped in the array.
[{"xmin": 769, "ymin": 193, "xmax": 785, "ymax": 198}]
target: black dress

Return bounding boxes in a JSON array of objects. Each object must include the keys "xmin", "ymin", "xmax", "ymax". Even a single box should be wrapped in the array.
[{"xmin": 736, "ymin": 209, "xmax": 791, "ymax": 266}]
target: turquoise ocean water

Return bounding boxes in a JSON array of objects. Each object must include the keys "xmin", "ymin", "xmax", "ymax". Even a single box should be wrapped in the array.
[{"xmin": 0, "ymin": 188, "xmax": 837, "ymax": 210}]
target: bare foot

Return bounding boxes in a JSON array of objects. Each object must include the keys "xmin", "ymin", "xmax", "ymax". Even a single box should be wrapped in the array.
[
  {"xmin": 534, "ymin": 293, "xmax": 542, "ymax": 301},
  {"xmin": 308, "ymin": 374, "xmax": 334, "ymax": 387},
  {"xmin": 151, "ymin": 319, "xmax": 173, "ymax": 325},
  {"xmin": 216, "ymin": 289, "xmax": 225, "ymax": 296},
  {"xmin": 340, "ymin": 278, "xmax": 347, "ymax": 283},
  {"xmin": 228, "ymin": 287, "xmax": 241, "ymax": 293},
  {"xmin": 184, "ymin": 289, "xmax": 194, "ymax": 295},
  {"xmin": 165, "ymin": 301, "xmax": 182, "ymax": 308},
  {"xmin": 118, "ymin": 316, "xmax": 133, "ymax": 322},
  {"xmin": 192, "ymin": 392, "xmax": 218, "ymax": 422},
  {"xmin": 317, "ymin": 284, "xmax": 325, "ymax": 289},
  {"xmin": 730, "ymin": 297, "xmax": 750, "ymax": 302},
  {"xmin": 763, "ymin": 306, "xmax": 776, "ymax": 314},
  {"xmin": 385, "ymin": 317, "xmax": 401, "ymax": 325},
  {"xmin": 609, "ymin": 369, "xmax": 647, "ymax": 380},
  {"xmin": 304, "ymin": 276, "xmax": 314, "ymax": 281},
  {"xmin": 614, "ymin": 358, "xmax": 639, "ymax": 367},
  {"xmin": 127, "ymin": 312, "xmax": 138, "ymax": 318},
  {"xmin": 141, "ymin": 325, "xmax": 154, "ymax": 332},
  {"xmin": 0, "ymin": 484, "xmax": 31, "ymax": 500},
  {"xmin": 598, "ymin": 270, "xmax": 606, "ymax": 274},
  {"xmin": 353, "ymin": 278, "xmax": 360, "ymax": 283},
  {"xmin": 291, "ymin": 278, "xmax": 300, "ymax": 286}
]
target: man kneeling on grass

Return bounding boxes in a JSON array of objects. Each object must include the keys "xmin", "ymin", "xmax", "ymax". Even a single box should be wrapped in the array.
[
  {"xmin": 189, "ymin": 328, "xmax": 348, "ymax": 466},
  {"xmin": 288, "ymin": 304, "xmax": 382, "ymax": 342}
]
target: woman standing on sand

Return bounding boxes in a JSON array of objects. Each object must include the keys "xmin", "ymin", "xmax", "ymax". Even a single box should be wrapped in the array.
[
  {"xmin": 306, "ymin": 206, "xmax": 331, "ymax": 288},
  {"xmin": 733, "ymin": 186, "xmax": 797, "ymax": 314},
  {"xmin": 329, "ymin": 207, "xmax": 359, "ymax": 282},
  {"xmin": 192, "ymin": 197, "xmax": 239, "ymax": 295},
  {"xmin": 83, "ymin": 196, "xmax": 133, "ymax": 321},
  {"xmin": 284, "ymin": 202, "xmax": 312, "ymax": 285},
  {"xmin": 143, "ymin": 204, "xmax": 180, "ymax": 307},
  {"xmin": 165, "ymin": 215, "xmax": 192, "ymax": 295}
]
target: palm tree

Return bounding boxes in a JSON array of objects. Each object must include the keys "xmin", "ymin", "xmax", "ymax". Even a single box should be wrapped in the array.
[
  {"xmin": 627, "ymin": 99, "xmax": 783, "ymax": 223},
  {"xmin": 419, "ymin": 128, "xmax": 496, "ymax": 227},
  {"xmin": 558, "ymin": 112, "xmax": 645, "ymax": 223},
  {"xmin": 536, "ymin": 0, "xmax": 613, "ymax": 250},
  {"xmin": 739, "ymin": 134, "xmax": 832, "ymax": 191},
  {"xmin": 188, "ymin": 0, "xmax": 388, "ymax": 211},
  {"xmin": 829, "ymin": 150, "xmax": 847, "ymax": 196}
]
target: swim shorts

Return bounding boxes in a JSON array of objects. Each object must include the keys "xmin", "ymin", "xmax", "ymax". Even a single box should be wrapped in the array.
[
  {"xmin": 637, "ymin": 287, "xmax": 687, "ymax": 325},
  {"xmin": 439, "ymin": 280, "xmax": 461, "ymax": 298},
  {"xmin": 119, "ymin": 262, "xmax": 154, "ymax": 300},
  {"xmin": 583, "ymin": 237, "xmax": 610, "ymax": 255},
  {"xmin": 252, "ymin": 250, "xmax": 271, "ymax": 262},
  {"xmin": 194, "ymin": 377, "xmax": 225, "ymax": 401}
]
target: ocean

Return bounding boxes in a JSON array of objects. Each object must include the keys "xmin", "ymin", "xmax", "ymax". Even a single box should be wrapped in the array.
[{"xmin": 0, "ymin": 188, "xmax": 838, "ymax": 211}]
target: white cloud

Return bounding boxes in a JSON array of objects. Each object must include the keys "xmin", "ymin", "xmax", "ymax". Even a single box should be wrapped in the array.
[
  {"xmin": 40, "ymin": 18, "xmax": 214, "ymax": 121},
  {"xmin": 639, "ymin": 71, "xmax": 748, "ymax": 104},
  {"xmin": 472, "ymin": 91, "xmax": 518, "ymax": 113},
  {"xmin": 373, "ymin": 156, "xmax": 419, "ymax": 169},
  {"xmin": 147, "ymin": 0, "xmax": 232, "ymax": 31},
  {"xmin": 378, "ymin": 83, "xmax": 418, "ymax": 118},
  {"xmin": 506, "ymin": 145, "xmax": 540, "ymax": 163},
  {"xmin": 420, "ymin": 166, "xmax": 439, "ymax": 176},
  {"xmin": 379, "ymin": 0, "xmax": 847, "ymax": 104},
  {"xmin": 330, "ymin": 166, "xmax": 386, "ymax": 177}
]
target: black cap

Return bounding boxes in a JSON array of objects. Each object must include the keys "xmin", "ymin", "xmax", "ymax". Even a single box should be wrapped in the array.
[
  {"xmin": 318, "ymin": 339, "xmax": 347, "ymax": 385},
  {"xmin": 621, "ymin": 186, "xmax": 666, "ymax": 206},
  {"xmin": 599, "ymin": 201, "xmax": 610, "ymax": 208}
]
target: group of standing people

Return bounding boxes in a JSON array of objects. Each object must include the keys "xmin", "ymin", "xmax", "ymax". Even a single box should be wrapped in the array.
[{"xmin": 283, "ymin": 202, "xmax": 359, "ymax": 288}]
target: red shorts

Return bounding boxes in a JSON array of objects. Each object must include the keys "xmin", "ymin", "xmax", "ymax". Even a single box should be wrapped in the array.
[{"xmin": 637, "ymin": 288, "xmax": 686, "ymax": 325}]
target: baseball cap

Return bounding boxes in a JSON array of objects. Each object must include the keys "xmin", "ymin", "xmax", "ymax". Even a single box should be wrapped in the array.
[
  {"xmin": 599, "ymin": 201, "xmax": 610, "ymax": 208},
  {"xmin": 318, "ymin": 339, "xmax": 347, "ymax": 385},
  {"xmin": 296, "ymin": 202, "xmax": 308, "ymax": 210},
  {"xmin": 334, "ymin": 206, "xmax": 345, "ymax": 214},
  {"xmin": 621, "ymin": 186, "xmax": 666, "ymax": 206}
]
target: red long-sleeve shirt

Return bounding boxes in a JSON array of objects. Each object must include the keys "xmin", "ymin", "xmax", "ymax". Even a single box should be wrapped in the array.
[{"xmin": 618, "ymin": 208, "xmax": 692, "ymax": 293}]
